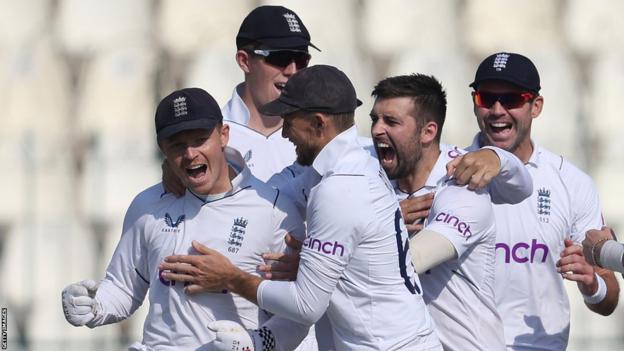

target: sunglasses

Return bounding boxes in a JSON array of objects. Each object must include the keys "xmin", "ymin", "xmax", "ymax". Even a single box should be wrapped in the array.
[
  {"xmin": 250, "ymin": 49, "xmax": 311, "ymax": 70},
  {"xmin": 472, "ymin": 91, "xmax": 536, "ymax": 109}
]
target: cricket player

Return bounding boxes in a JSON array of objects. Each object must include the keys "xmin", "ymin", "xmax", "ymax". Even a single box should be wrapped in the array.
[
  {"xmin": 160, "ymin": 65, "xmax": 442, "ymax": 351},
  {"xmin": 466, "ymin": 52, "xmax": 619, "ymax": 350},
  {"xmin": 61, "ymin": 88, "xmax": 310, "ymax": 350},
  {"xmin": 164, "ymin": 5, "xmax": 318, "ymax": 195},
  {"xmin": 370, "ymin": 74, "xmax": 533, "ymax": 350}
]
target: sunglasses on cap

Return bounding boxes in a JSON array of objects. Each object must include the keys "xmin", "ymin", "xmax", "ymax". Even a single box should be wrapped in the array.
[
  {"xmin": 472, "ymin": 91, "xmax": 536, "ymax": 109},
  {"xmin": 250, "ymin": 49, "xmax": 311, "ymax": 70}
]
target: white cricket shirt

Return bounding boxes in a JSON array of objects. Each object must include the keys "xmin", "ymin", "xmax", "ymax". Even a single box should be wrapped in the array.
[
  {"xmin": 94, "ymin": 148, "xmax": 308, "ymax": 350},
  {"xmin": 468, "ymin": 135, "xmax": 604, "ymax": 350},
  {"xmin": 222, "ymin": 84, "xmax": 300, "ymax": 183},
  {"xmin": 258, "ymin": 127, "xmax": 441, "ymax": 351},
  {"xmin": 396, "ymin": 144, "xmax": 505, "ymax": 351}
]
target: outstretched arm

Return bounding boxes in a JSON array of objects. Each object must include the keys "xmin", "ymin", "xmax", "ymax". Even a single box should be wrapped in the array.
[{"xmin": 447, "ymin": 146, "xmax": 532, "ymax": 204}]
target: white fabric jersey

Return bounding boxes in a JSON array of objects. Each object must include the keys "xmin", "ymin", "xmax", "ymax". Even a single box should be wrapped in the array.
[
  {"xmin": 258, "ymin": 127, "xmax": 441, "ymax": 351},
  {"xmin": 222, "ymin": 83, "xmax": 301, "ymax": 183},
  {"xmin": 222, "ymin": 84, "xmax": 316, "ymax": 351},
  {"xmin": 93, "ymin": 148, "xmax": 308, "ymax": 351},
  {"xmin": 396, "ymin": 144, "xmax": 505, "ymax": 351},
  {"xmin": 468, "ymin": 135, "xmax": 604, "ymax": 350}
]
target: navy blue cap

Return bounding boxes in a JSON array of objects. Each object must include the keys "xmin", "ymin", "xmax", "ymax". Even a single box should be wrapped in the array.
[
  {"xmin": 236, "ymin": 5, "xmax": 320, "ymax": 52},
  {"xmin": 155, "ymin": 88, "xmax": 222, "ymax": 140},
  {"xmin": 259, "ymin": 64, "xmax": 362, "ymax": 116},
  {"xmin": 470, "ymin": 52, "xmax": 541, "ymax": 93}
]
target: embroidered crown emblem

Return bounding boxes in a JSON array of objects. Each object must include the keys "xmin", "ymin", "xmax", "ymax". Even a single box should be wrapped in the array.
[
  {"xmin": 537, "ymin": 188, "xmax": 551, "ymax": 197},
  {"xmin": 233, "ymin": 217, "xmax": 248, "ymax": 228}
]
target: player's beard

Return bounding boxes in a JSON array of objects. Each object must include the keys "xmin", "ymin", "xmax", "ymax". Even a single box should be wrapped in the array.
[
  {"xmin": 390, "ymin": 148, "xmax": 421, "ymax": 180},
  {"xmin": 379, "ymin": 138, "xmax": 422, "ymax": 180},
  {"xmin": 295, "ymin": 141, "xmax": 318, "ymax": 166}
]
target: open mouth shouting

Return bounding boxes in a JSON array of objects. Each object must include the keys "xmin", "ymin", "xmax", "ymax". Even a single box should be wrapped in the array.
[
  {"xmin": 375, "ymin": 139, "xmax": 397, "ymax": 171},
  {"xmin": 185, "ymin": 163, "xmax": 208, "ymax": 183}
]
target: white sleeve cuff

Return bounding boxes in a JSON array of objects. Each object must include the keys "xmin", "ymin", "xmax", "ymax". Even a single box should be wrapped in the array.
[
  {"xmin": 583, "ymin": 272, "xmax": 607, "ymax": 305},
  {"xmin": 599, "ymin": 240, "xmax": 624, "ymax": 273}
]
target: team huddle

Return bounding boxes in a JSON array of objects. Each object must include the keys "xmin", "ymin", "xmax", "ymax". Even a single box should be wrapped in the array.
[{"xmin": 60, "ymin": 5, "xmax": 620, "ymax": 351}]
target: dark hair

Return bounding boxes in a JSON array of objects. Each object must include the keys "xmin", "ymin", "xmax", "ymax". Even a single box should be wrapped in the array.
[
  {"xmin": 327, "ymin": 112, "xmax": 355, "ymax": 133},
  {"xmin": 371, "ymin": 74, "xmax": 447, "ymax": 141}
]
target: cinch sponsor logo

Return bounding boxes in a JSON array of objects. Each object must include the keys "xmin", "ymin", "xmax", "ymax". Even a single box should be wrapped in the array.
[
  {"xmin": 434, "ymin": 212, "xmax": 472, "ymax": 238},
  {"xmin": 496, "ymin": 239, "xmax": 549, "ymax": 263},
  {"xmin": 304, "ymin": 238, "xmax": 345, "ymax": 256}
]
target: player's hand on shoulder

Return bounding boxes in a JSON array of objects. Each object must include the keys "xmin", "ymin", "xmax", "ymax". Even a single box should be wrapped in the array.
[
  {"xmin": 161, "ymin": 159, "xmax": 185, "ymax": 197},
  {"xmin": 400, "ymin": 193, "xmax": 434, "ymax": 235},
  {"xmin": 446, "ymin": 148, "xmax": 500, "ymax": 190},
  {"xmin": 61, "ymin": 279, "xmax": 101, "ymax": 327}
]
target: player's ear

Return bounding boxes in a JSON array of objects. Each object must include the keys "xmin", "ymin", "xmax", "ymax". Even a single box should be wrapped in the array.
[
  {"xmin": 420, "ymin": 121, "xmax": 438, "ymax": 144},
  {"xmin": 219, "ymin": 123, "xmax": 229, "ymax": 148},
  {"xmin": 313, "ymin": 113, "xmax": 327, "ymax": 135},
  {"xmin": 530, "ymin": 95, "xmax": 544, "ymax": 119},
  {"xmin": 236, "ymin": 50, "xmax": 251, "ymax": 73}
]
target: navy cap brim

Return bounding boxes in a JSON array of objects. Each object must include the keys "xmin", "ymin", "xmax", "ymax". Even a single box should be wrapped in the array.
[
  {"xmin": 260, "ymin": 98, "xmax": 363, "ymax": 117},
  {"xmin": 157, "ymin": 118, "xmax": 219, "ymax": 140},
  {"xmin": 469, "ymin": 76, "xmax": 539, "ymax": 93},
  {"xmin": 259, "ymin": 99, "xmax": 302, "ymax": 116},
  {"xmin": 254, "ymin": 36, "xmax": 321, "ymax": 52}
]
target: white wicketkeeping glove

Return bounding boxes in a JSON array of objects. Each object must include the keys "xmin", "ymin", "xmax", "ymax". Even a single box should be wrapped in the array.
[
  {"xmin": 61, "ymin": 279, "xmax": 101, "ymax": 327},
  {"xmin": 127, "ymin": 341, "xmax": 154, "ymax": 351},
  {"xmin": 208, "ymin": 320, "xmax": 277, "ymax": 351}
]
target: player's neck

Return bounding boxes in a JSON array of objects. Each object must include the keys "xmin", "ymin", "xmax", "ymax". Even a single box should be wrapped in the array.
[
  {"xmin": 241, "ymin": 90, "xmax": 283, "ymax": 137},
  {"xmin": 513, "ymin": 139, "xmax": 534, "ymax": 164},
  {"xmin": 398, "ymin": 146, "xmax": 440, "ymax": 194}
]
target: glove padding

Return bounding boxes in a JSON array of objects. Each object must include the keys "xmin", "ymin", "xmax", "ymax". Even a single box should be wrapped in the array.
[
  {"xmin": 128, "ymin": 341, "xmax": 154, "ymax": 351},
  {"xmin": 209, "ymin": 320, "xmax": 255, "ymax": 351},
  {"xmin": 61, "ymin": 279, "xmax": 100, "ymax": 327},
  {"xmin": 208, "ymin": 320, "xmax": 277, "ymax": 351}
]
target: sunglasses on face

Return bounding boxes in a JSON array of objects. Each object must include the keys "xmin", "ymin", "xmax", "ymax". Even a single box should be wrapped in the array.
[
  {"xmin": 472, "ymin": 91, "xmax": 536, "ymax": 109},
  {"xmin": 250, "ymin": 49, "xmax": 311, "ymax": 70}
]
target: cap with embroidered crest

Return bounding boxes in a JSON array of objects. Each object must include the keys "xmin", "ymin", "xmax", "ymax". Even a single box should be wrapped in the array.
[
  {"xmin": 258, "ymin": 64, "xmax": 362, "ymax": 116},
  {"xmin": 236, "ymin": 5, "xmax": 320, "ymax": 52},
  {"xmin": 155, "ymin": 88, "xmax": 223, "ymax": 140},
  {"xmin": 470, "ymin": 52, "xmax": 541, "ymax": 93}
]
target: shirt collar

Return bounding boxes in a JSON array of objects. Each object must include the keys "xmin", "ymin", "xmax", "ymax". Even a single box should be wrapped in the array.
[
  {"xmin": 425, "ymin": 144, "xmax": 462, "ymax": 188},
  {"xmin": 312, "ymin": 126, "xmax": 359, "ymax": 177},
  {"xmin": 221, "ymin": 83, "xmax": 250, "ymax": 125}
]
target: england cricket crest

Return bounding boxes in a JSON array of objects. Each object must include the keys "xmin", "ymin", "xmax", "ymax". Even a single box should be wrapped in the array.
[
  {"xmin": 283, "ymin": 12, "xmax": 301, "ymax": 32},
  {"xmin": 493, "ymin": 53, "xmax": 510, "ymax": 71},
  {"xmin": 537, "ymin": 187, "xmax": 551, "ymax": 223},
  {"xmin": 227, "ymin": 217, "xmax": 248, "ymax": 253},
  {"xmin": 173, "ymin": 96, "xmax": 188, "ymax": 117}
]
